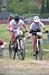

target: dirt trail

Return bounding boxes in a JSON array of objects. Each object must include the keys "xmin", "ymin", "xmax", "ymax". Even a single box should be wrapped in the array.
[{"xmin": 0, "ymin": 59, "xmax": 49, "ymax": 75}]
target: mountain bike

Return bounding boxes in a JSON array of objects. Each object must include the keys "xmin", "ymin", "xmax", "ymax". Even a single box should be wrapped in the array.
[
  {"xmin": 34, "ymin": 31, "xmax": 43, "ymax": 60},
  {"xmin": 34, "ymin": 31, "xmax": 48, "ymax": 60},
  {"xmin": 29, "ymin": 30, "xmax": 43, "ymax": 60},
  {"xmin": 9, "ymin": 29, "xmax": 26, "ymax": 60}
]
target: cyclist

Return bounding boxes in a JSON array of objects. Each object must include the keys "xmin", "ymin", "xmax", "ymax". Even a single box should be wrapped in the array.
[
  {"xmin": 29, "ymin": 16, "xmax": 47, "ymax": 56},
  {"xmin": 8, "ymin": 15, "xmax": 27, "ymax": 46}
]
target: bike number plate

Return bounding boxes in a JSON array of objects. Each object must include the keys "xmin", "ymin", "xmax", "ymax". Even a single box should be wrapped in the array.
[{"xmin": 37, "ymin": 32, "xmax": 42, "ymax": 36}]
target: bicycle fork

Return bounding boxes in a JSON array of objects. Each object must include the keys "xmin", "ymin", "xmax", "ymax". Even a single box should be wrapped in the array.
[
  {"xmin": 36, "ymin": 38, "xmax": 42, "ymax": 51},
  {"xmin": 17, "ymin": 39, "xmax": 23, "ymax": 50}
]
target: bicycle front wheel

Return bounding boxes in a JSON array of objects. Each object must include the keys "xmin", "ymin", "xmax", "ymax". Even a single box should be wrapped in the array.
[
  {"xmin": 9, "ymin": 41, "xmax": 18, "ymax": 59},
  {"xmin": 36, "ymin": 40, "xmax": 42, "ymax": 60},
  {"xmin": 17, "ymin": 39, "xmax": 25, "ymax": 60}
]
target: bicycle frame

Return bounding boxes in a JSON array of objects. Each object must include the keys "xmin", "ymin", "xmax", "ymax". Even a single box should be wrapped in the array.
[
  {"xmin": 36, "ymin": 38, "xmax": 42, "ymax": 51},
  {"xmin": 35, "ymin": 32, "xmax": 42, "ymax": 60}
]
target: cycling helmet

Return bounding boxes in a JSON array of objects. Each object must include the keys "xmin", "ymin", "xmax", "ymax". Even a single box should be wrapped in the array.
[
  {"xmin": 33, "ymin": 16, "xmax": 40, "ymax": 22},
  {"xmin": 14, "ymin": 15, "xmax": 20, "ymax": 21}
]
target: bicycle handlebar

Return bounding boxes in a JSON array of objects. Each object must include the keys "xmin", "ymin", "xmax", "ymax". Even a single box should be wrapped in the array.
[{"xmin": 29, "ymin": 29, "xmax": 49, "ymax": 34}]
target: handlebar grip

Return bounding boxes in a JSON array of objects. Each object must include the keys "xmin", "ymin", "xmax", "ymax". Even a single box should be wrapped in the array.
[
  {"xmin": 25, "ymin": 30, "xmax": 29, "ymax": 32},
  {"xmin": 45, "ymin": 30, "xmax": 49, "ymax": 33}
]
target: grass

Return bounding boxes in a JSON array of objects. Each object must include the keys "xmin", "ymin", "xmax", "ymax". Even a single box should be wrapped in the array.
[
  {"xmin": 0, "ymin": 24, "xmax": 9, "ymax": 42},
  {"xmin": 0, "ymin": 24, "xmax": 49, "ymax": 60},
  {"xmin": 0, "ymin": 24, "xmax": 49, "ymax": 41}
]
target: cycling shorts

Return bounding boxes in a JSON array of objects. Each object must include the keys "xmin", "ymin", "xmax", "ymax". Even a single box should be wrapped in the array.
[{"xmin": 32, "ymin": 30, "xmax": 41, "ymax": 36}]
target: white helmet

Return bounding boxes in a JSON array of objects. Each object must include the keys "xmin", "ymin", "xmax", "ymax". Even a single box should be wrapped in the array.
[{"xmin": 33, "ymin": 16, "xmax": 40, "ymax": 22}]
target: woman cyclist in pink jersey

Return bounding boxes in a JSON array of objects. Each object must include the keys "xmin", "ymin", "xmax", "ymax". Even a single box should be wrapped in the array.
[{"xmin": 8, "ymin": 15, "xmax": 27, "ymax": 45}]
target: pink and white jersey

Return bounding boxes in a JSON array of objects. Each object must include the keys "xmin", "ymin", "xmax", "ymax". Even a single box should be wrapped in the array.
[{"xmin": 9, "ymin": 19, "xmax": 24, "ymax": 31}]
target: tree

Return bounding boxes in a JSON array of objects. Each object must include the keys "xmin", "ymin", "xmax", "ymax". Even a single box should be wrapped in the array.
[
  {"xmin": 46, "ymin": 0, "xmax": 49, "ymax": 13},
  {"xmin": 7, "ymin": 0, "xmax": 40, "ymax": 14},
  {"xmin": 0, "ymin": 0, "xmax": 2, "ymax": 11},
  {"xmin": 40, "ymin": 0, "xmax": 45, "ymax": 13},
  {"xmin": 6, "ymin": 0, "xmax": 13, "ymax": 12},
  {"xmin": 7, "ymin": 0, "xmax": 24, "ymax": 14},
  {"xmin": 30, "ymin": 3, "xmax": 40, "ymax": 13}
]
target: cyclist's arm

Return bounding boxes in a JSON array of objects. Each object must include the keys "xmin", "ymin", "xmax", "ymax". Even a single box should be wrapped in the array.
[
  {"xmin": 7, "ymin": 24, "xmax": 11, "ymax": 31},
  {"xmin": 7, "ymin": 20, "xmax": 15, "ymax": 31},
  {"xmin": 19, "ymin": 19, "xmax": 27, "ymax": 31},
  {"xmin": 29, "ymin": 23, "xmax": 33, "ymax": 33},
  {"xmin": 43, "ymin": 27, "xmax": 46, "ymax": 31},
  {"xmin": 22, "ymin": 23, "xmax": 27, "ymax": 29},
  {"xmin": 40, "ymin": 22, "xmax": 47, "ymax": 32}
]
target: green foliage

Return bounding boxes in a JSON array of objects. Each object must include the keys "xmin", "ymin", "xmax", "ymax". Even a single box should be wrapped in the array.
[
  {"xmin": 39, "ymin": 13, "xmax": 49, "ymax": 18},
  {"xmin": 40, "ymin": 0, "xmax": 49, "ymax": 18},
  {"xmin": 46, "ymin": 0, "xmax": 49, "ymax": 13},
  {"xmin": 0, "ymin": 0, "xmax": 2, "ymax": 11},
  {"xmin": 41, "ymin": 0, "xmax": 49, "ymax": 14},
  {"xmin": 31, "ymin": 3, "xmax": 40, "ymax": 13},
  {"xmin": 6, "ymin": 0, "xmax": 40, "ymax": 14},
  {"xmin": 0, "ymin": 24, "xmax": 9, "ymax": 42},
  {"xmin": 40, "ymin": 0, "xmax": 45, "ymax": 13}
]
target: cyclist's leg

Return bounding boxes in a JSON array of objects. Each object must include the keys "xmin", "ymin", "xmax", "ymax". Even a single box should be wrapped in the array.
[
  {"xmin": 9, "ymin": 32, "xmax": 15, "ymax": 44},
  {"xmin": 32, "ymin": 35, "xmax": 37, "ymax": 55}
]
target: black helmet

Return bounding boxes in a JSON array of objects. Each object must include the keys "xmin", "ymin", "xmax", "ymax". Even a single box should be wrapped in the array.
[{"xmin": 14, "ymin": 15, "xmax": 20, "ymax": 21}]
